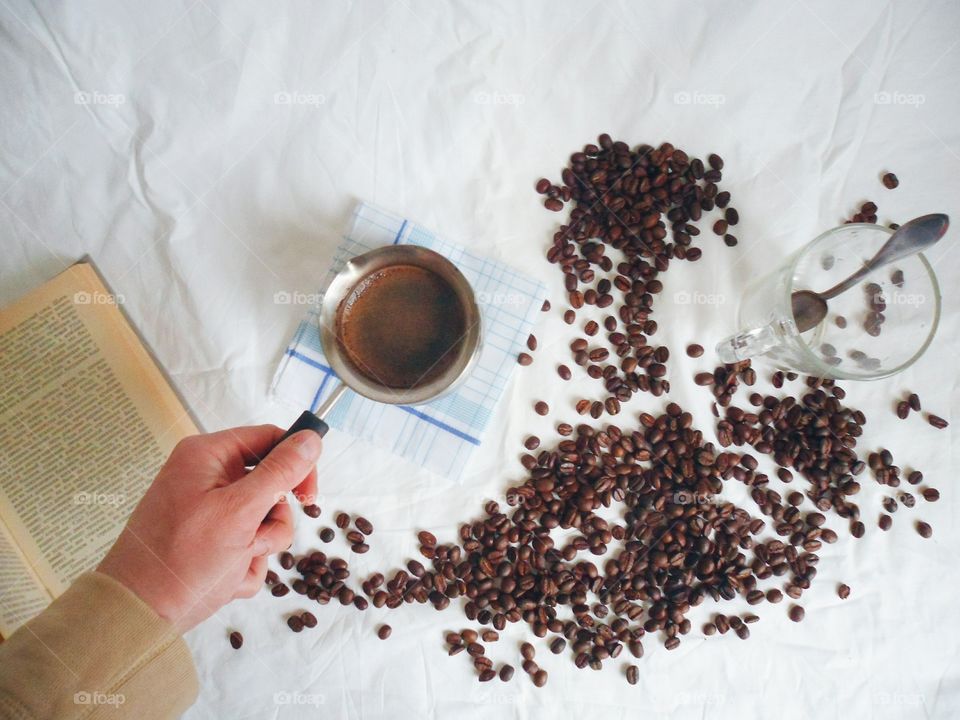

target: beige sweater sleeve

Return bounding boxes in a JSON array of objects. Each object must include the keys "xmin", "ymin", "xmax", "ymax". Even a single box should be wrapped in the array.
[{"xmin": 0, "ymin": 571, "xmax": 199, "ymax": 719}]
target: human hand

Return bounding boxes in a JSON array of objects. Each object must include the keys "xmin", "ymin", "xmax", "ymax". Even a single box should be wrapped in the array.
[{"xmin": 98, "ymin": 425, "xmax": 322, "ymax": 632}]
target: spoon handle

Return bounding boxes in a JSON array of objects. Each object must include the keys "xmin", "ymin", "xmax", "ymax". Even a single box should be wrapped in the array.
[{"xmin": 818, "ymin": 263, "xmax": 875, "ymax": 300}]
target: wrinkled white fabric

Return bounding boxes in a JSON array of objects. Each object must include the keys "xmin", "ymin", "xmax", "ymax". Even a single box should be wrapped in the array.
[{"xmin": 1, "ymin": 2, "xmax": 958, "ymax": 719}]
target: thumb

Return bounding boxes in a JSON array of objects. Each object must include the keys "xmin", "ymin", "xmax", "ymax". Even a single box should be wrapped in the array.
[{"xmin": 232, "ymin": 430, "xmax": 323, "ymax": 520}]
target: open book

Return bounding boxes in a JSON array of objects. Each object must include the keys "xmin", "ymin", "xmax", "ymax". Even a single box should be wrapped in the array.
[{"xmin": 0, "ymin": 261, "xmax": 198, "ymax": 638}]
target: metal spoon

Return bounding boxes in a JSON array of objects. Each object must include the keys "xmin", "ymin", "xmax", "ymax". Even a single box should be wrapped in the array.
[{"xmin": 791, "ymin": 213, "xmax": 949, "ymax": 333}]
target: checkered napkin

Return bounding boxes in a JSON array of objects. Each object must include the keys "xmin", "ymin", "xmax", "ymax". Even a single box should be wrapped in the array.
[{"xmin": 271, "ymin": 202, "xmax": 547, "ymax": 481}]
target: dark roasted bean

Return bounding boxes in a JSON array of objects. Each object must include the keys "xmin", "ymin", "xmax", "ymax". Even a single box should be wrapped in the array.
[{"xmin": 229, "ymin": 631, "xmax": 243, "ymax": 649}]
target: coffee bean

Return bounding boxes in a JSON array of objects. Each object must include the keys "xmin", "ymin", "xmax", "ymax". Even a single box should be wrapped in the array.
[
  {"xmin": 544, "ymin": 198, "xmax": 563, "ymax": 211},
  {"xmin": 478, "ymin": 669, "xmax": 496, "ymax": 682},
  {"xmin": 927, "ymin": 413, "xmax": 948, "ymax": 429},
  {"xmin": 549, "ymin": 637, "xmax": 566, "ymax": 654},
  {"xmin": 557, "ymin": 422, "xmax": 573, "ymax": 436},
  {"xmin": 271, "ymin": 583, "xmax": 289, "ymax": 597},
  {"xmin": 837, "ymin": 584, "xmax": 850, "ymax": 599},
  {"xmin": 527, "ymin": 334, "xmax": 537, "ymax": 351},
  {"xmin": 835, "ymin": 315, "xmax": 847, "ymax": 328},
  {"xmin": 713, "ymin": 219, "xmax": 728, "ymax": 235},
  {"xmin": 766, "ymin": 589, "xmax": 783, "ymax": 604},
  {"xmin": 665, "ymin": 637, "xmax": 681, "ymax": 650},
  {"xmin": 563, "ymin": 309, "xmax": 575, "ymax": 324},
  {"xmin": 319, "ymin": 527, "xmax": 335, "ymax": 543},
  {"xmin": 535, "ymin": 178, "xmax": 551, "ymax": 194},
  {"xmin": 301, "ymin": 611, "xmax": 317, "ymax": 628},
  {"xmin": 725, "ymin": 208, "xmax": 739, "ymax": 225},
  {"xmin": 724, "ymin": 234, "xmax": 738, "ymax": 247},
  {"xmin": 499, "ymin": 664, "xmax": 515, "ymax": 682},
  {"xmin": 335, "ymin": 513, "xmax": 350, "ymax": 529},
  {"xmin": 686, "ymin": 343, "xmax": 704, "ymax": 358},
  {"xmin": 520, "ymin": 642, "xmax": 535, "ymax": 660},
  {"xmin": 417, "ymin": 530, "xmax": 437, "ymax": 547},
  {"xmin": 922, "ymin": 488, "xmax": 940, "ymax": 502},
  {"xmin": 377, "ymin": 624, "xmax": 392, "ymax": 640},
  {"xmin": 851, "ymin": 521, "xmax": 865, "ymax": 538},
  {"xmin": 908, "ymin": 470, "xmax": 923, "ymax": 485},
  {"xmin": 518, "ymin": 352, "xmax": 533, "ymax": 366},
  {"xmin": 303, "ymin": 504, "xmax": 321, "ymax": 518},
  {"xmin": 287, "ymin": 616, "xmax": 304, "ymax": 632},
  {"xmin": 522, "ymin": 659, "xmax": 538, "ymax": 675},
  {"xmin": 351, "ymin": 543, "xmax": 369, "ymax": 554},
  {"xmin": 908, "ymin": 393, "xmax": 921, "ymax": 411},
  {"xmin": 557, "ymin": 364, "xmax": 572, "ymax": 380},
  {"xmin": 879, "ymin": 514, "xmax": 892, "ymax": 531},
  {"xmin": 541, "ymin": 299, "xmax": 551, "ymax": 311},
  {"xmin": 896, "ymin": 401, "xmax": 910, "ymax": 419},
  {"xmin": 626, "ymin": 665, "xmax": 639, "ymax": 685},
  {"xmin": 708, "ymin": 153, "xmax": 724, "ymax": 170},
  {"xmin": 535, "ymin": 401, "xmax": 549, "ymax": 415},
  {"xmin": 694, "ymin": 372, "xmax": 714, "ymax": 386},
  {"xmin": 265, "ymin": 570, "xmax": 279, "ymax": 585},
  {"xmin": 279, "ymin": 551, "xmax": 295, "ymax": 570},
  {"xmin": 916, "ymin": 521, "xmax": 932, "ymax": 538},
  {"xmin": 703, "ymin": 622, "xmax": 717, "ymax": 635},
  {"xmin": 882, "ymin": 172, "xmax": 899, "ymax": 189},
  {"xmin": 788, "ymin": 605, "xmax": 805, "ymax": 622},
  {"xmin": 532, "ymin": 670, "xmax": 548, "ymax": 687},
  {"xmin": 229, "ymin": 631, "xmax": 243, "ymax": 649},
  {"xmin": 524, "ymin": 436, "xmax": 540, "ymax": 451}
]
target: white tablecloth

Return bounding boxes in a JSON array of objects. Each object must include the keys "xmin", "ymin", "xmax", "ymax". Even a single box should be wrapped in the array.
[{"xmin": 2, "ymin": 2, "xmax": 958, "ymax": 718}]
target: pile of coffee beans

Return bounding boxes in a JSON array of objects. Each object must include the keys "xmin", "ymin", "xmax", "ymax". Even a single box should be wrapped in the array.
[
  {"xmin": 531, "ymin": 136, "xmax": 741, "ymax": 415},
  {"xmin": 248, "ymin": 139, "xmax": 942, "ymax": 691}
]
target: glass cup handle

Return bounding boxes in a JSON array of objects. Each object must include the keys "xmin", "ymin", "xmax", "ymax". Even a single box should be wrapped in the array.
[{"xmin": 716, "ymin": 323, "xmax": 782, "ymax": 364}]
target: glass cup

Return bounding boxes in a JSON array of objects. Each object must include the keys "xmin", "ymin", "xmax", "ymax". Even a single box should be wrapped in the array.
[{"xmin": 716, "ymin": 223, "xmax": 941, "ymax": 379}]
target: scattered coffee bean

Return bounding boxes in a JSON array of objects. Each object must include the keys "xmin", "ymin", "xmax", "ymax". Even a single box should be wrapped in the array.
[
  {"xmin": 335, "ymin": 513, "xmax": 350, "ymax": 529},
  {"xmin": 916, "ymin": 521, "xmax": 932, "ymax": 538},
  {"xmin": 518, "ymin": 352, "xmax": 533, "ymax": 366},
  {"xmin": 355, "ymin": 517, "xmax": 374, "ymax": 535},
  {"xmin": 499, "ymin": 664, "xmax": 514, "ymax": 682},
  {"xmin": 788, "ymin": 605, "xmax": 805, "ymax": 622},
  {"xmin": 532, "ymin": 670, "xmax": 548, "ymax": 687},
  {"xmin": 686, "ymin": 343, "xmax": 704, "ymax": 358},
  {"xmin": 922, "ymin": 488, "xmax": 940, "ymax": 502},
  {"xmin": 540, "ymin": 299, "xmax": 550, "ymax": 312},
  {"xmin": 882, "ymin": 172, "xmax": 899, "ymax": 189},
  {"xmin": 549, "ymin": 637, "xmax": 566, "ymax": 654},
  {"xmin": 544, "ymin": 198, "xmax": 563, "ymax": 212},
  {"xmin": 301, "ymin": 611, "xmax": 317, "ymax": 628},
  {"xmin": 229, "ymin": 631, "xmax": 243, "ymax": 649},
  {"xmin": 563, "ymin": 310, "xmax": 575, "ymax": 324},
  {"xmin": 279, "ymin": 551, "xmax": 295, "ymax": 570},
  {"xmin": 879, "ymin": 514, "xmax": 892, "ymax": 531},
  {"xmin": 557, "ymin": 364, "xmax": 572, "ymax": 380},
  {"xmin": 303, "ymin": 504, "xmax": 321, "ymax": 518},
  {"xmin": 527, "ymin": 334, "xmax": 537, "ymax": 351},
  {"xmin": 377, "ymin": 624, "xmax": 392, "ymax": 640},
  {"xmin": 626, "ymin": 665, "xmax": 639, "ymax": 685},
  {"xmin": 694, "ymin": 372, "xmax": 715, "ymax": 386},
  {"xmin": 927, "ymin": 413, "xmax": 948, "ymax": 429},
  {"xmin": 534, "ymin": 401, "xmax": 549, "ymax": 416},
  {"xmin": 271, "ymin": 583, "xmax": 289, "ymax": 597},
  {"xmin": 908, "ymin": 393, "xmax": 921, "ymax": 412},
  {"xmin": 287, "ymin": 616, "xmax": 304, "ymax": 632},
  {"xmin": 319, "ymin": 527, "xmax": 335, "ymax": 543},
  {"xmin": 896, "ymin": 401, "xmax": 910, "ymax": 419},
  {"xmin": 524, "ymin": 436, "xmax": 540, "ymax": 451},
  {"xmin": 835, "ymin": 315, "xmax": 847, "ymax": 328},
  {"xmin": 837, "ymin": 584, "xmax": 850, "ymax": 599}
]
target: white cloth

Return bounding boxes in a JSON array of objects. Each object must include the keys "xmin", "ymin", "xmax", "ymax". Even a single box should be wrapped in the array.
[{"xmin": 0, "ymin": 2, "xmax": 958, "ymax": 719}]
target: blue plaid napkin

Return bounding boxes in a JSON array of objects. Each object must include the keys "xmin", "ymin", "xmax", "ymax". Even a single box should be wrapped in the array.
[{"xmin": 271, "ymin": 202, "xmax": 547, "ymax": 481}]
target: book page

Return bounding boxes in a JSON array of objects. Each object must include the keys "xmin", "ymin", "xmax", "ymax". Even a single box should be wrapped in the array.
[
  {"xmin": 0, "ymin": 521, "xmax": 52, "ymax": 638},
  {"xmin": 0, "ymin": 262, "xmax": 198, "ymax": 601}
]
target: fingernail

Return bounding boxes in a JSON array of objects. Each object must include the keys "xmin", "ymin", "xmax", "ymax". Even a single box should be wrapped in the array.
[{"xmin": 291, "ymin": 430, "xmax": 322, "ymax": 461}]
